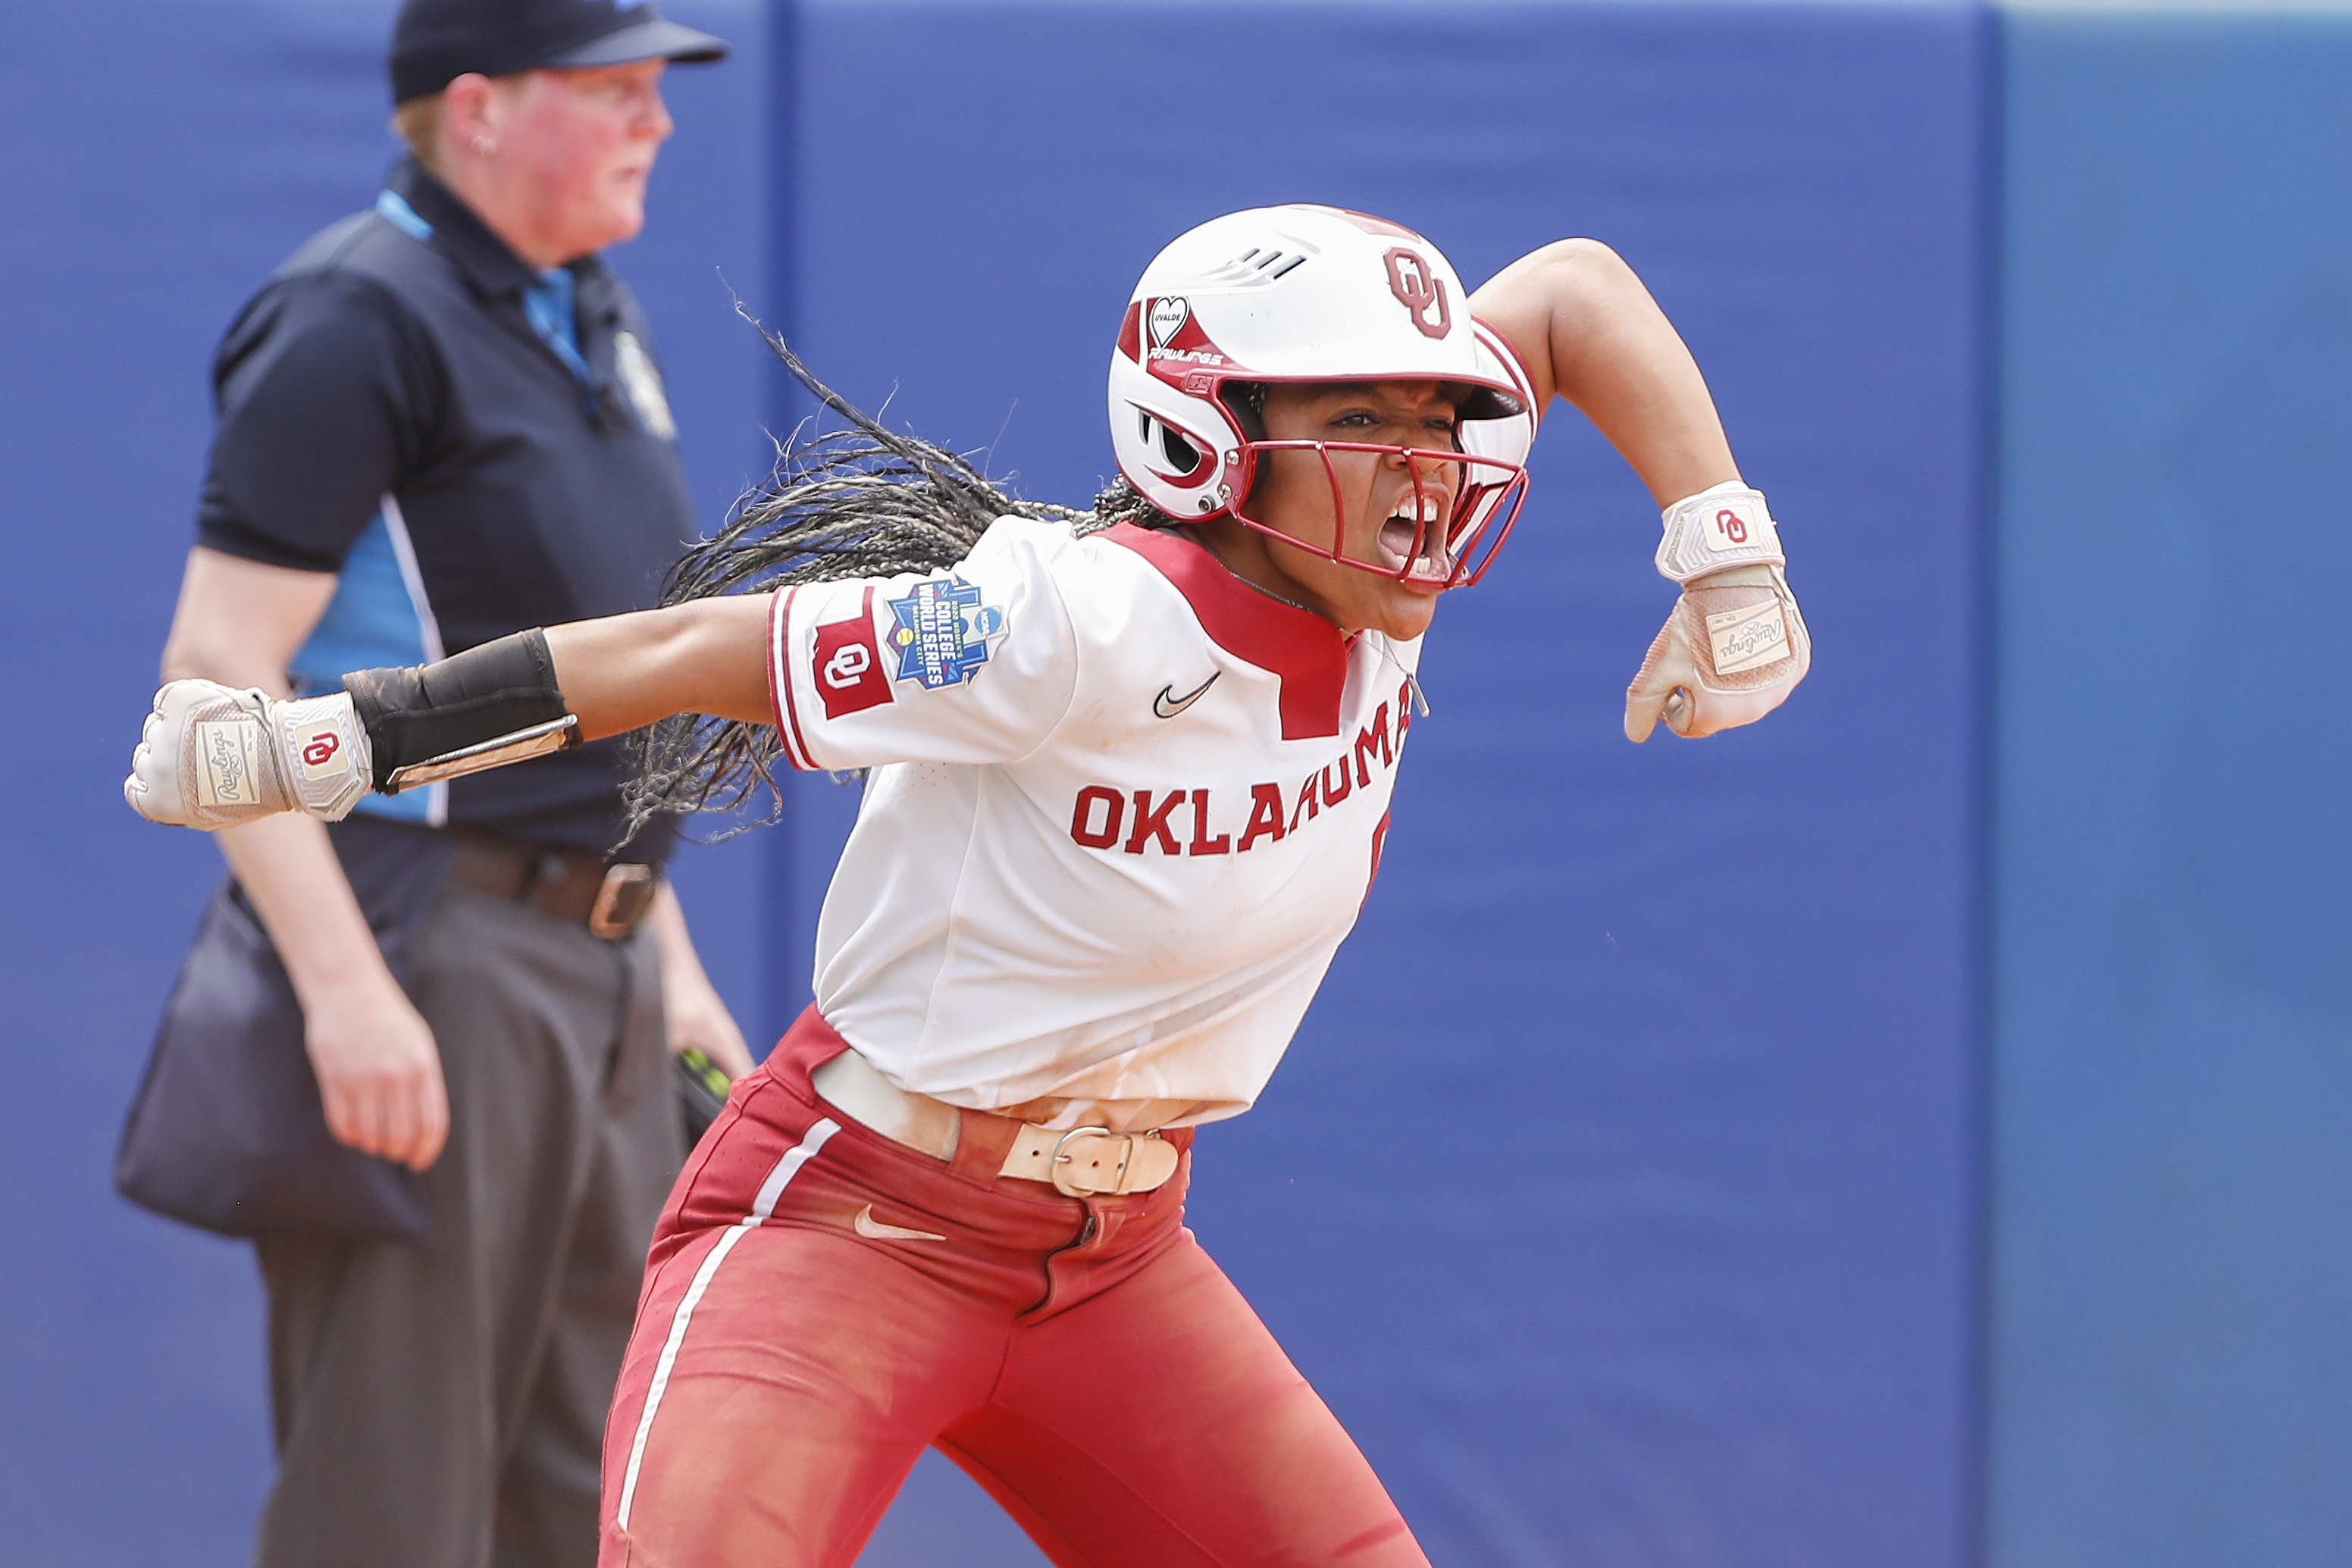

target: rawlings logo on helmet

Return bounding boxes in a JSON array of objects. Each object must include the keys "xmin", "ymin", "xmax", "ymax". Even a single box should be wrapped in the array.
[
  {"xmin": 1383, "ymin": 249, "xmax": 1451, "ymax": 340},
  {"xmin": 1143, "ymin": 296, "xmax": 1231, "ymax": 371}
]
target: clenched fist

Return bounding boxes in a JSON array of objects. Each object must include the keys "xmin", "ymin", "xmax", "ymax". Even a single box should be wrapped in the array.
[
  {"xmin": 1624, "ymin": 565, "xmax": 1811, "ymax": 741},
  {"xmin": 124, "ymin": 680, "xmax": 372, "ymax": 829},
  {"xmin": 1624, "ymin": 480, "xmax": 1812, "ymax": 743}
]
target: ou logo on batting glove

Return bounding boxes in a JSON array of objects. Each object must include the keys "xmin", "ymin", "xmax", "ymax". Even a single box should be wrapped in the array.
[
  {"xmin": 302, "ymin": 731, "xmax": 340, "ymax": 768},
  {"xmin": 1703, "ymin": 506, "xmax": 1755, "ymax": 552}
]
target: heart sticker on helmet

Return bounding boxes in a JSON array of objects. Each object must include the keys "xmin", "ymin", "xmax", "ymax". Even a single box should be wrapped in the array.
[{"xmin": 1148, "ymin": 297, "xmax": 1190, "ymax": 348}]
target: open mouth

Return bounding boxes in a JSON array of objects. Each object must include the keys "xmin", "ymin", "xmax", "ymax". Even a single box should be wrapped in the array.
[{"xmin": 1376, "ymin": 493, "xmax": 1455, "ymax": 581}]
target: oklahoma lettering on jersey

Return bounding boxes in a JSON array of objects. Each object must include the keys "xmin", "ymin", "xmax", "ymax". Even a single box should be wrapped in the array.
[{"xmin": 769, "ymin": 516, "xmax": 1420, "ymax": 1131}]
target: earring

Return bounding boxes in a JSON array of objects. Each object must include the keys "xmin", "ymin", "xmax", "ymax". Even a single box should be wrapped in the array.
[{"xmin": 471, "ymin": 135, "xmax": 495, "ymax": 158}]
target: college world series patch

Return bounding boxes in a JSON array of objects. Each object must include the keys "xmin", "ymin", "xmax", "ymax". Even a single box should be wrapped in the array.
[{"xmin": 886, "ymin": 577, "xmax": 1007, "ymax": 689}]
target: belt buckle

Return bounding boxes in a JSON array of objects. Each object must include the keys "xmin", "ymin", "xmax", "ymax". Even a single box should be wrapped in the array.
[
  {"xmin": 587, "ymin": 863, "xmax": 657, "ymax": 939},
  {"xmin": 1050, "ymin": 1125, "xmax": 1137, "ymax": 1197}
]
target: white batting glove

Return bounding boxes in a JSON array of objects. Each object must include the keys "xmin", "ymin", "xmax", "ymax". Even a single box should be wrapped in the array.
[
  {"xmin": 1624, "ymin": 482, "xmax": 1812, "ymax": 743},
  {"xmin": 124, "ymin": 680, "xmax": 372, "ymax": 829}
]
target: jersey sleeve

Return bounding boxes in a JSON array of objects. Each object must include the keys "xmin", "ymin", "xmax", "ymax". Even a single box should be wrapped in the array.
[
  {"xmin": 768, "ymin": 515, "xmax": 1082, "ymax": 771},
  {"xmin": 196, "ymin": 271, "xmax": 437, "ymax": 573}
]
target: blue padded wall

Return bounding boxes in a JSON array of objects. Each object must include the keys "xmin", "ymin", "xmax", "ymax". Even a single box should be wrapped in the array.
[
  {"xmin": 1, "ymin": 2, "xmax": 1999, "ymax": 1563},
  {"xmin": 780, "ymin": 4, "xmax": 1992, "ymax": 1564},
  {"xmin": 1990, "ymin": 13, "xmax": 2352, "ymax": 1567},
  {"xmin": 0, "ymin": 3, "xmax": 772, "ymax": 1561}
]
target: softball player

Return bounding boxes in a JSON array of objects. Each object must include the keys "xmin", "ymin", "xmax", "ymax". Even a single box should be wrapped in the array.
[{"xmin": 127, "ymin": 205, "xmax": 1809, "ymax": 1566}]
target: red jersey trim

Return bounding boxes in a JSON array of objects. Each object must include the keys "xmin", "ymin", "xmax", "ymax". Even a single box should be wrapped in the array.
[
  {"xmin": 771, "ymin": 586, "xmax": 818, "ymax": 771},
  {"xmin": 1101, "ymin": 523, "xmax": 1347, "ymax": 741}
]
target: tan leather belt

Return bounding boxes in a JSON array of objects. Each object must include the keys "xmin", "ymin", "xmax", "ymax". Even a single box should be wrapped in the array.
[
  {"xmin": 810, "ymin": 1047, "xmax": 1179, "ymax": 1198},
  {"xmin": 446, "ymin": 836, "xmax": 660, "ymax": 939}
]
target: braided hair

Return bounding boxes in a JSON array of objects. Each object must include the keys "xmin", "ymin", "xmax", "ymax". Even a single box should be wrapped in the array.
[{"xmin": 622, "ymin": 321, "xmax": 1189, "ymax": 840}]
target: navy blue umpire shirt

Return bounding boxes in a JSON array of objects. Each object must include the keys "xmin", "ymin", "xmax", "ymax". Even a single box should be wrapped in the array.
[{"xmin": 196, "ymin": 156, "xmax": 694, "ymax": 859}]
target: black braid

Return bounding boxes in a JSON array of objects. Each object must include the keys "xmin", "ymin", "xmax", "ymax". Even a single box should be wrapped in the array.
[
  {"xmin": 623, "ymin": 315, "xmax": 1167, "ymax": 841},
  {"xmin": 1087, "ymin": 474, "xmax": 1185, "ymax": 533}
]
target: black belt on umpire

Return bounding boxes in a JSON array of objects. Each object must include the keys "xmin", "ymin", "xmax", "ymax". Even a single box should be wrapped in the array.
[{"xmin": 446, "ymin": 835, "xmax": 660, "ymax": 940}]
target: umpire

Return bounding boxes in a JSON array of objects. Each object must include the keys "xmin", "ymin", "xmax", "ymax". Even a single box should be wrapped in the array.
[{"xmin": 152, "ymin": 2, "xmax": 753, "ymax": 1563}]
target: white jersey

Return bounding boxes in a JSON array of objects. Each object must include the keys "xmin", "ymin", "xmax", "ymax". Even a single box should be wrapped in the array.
[{"xmin": 768, "ymin": 516, "xmax": 1422, "ymax": 1131}]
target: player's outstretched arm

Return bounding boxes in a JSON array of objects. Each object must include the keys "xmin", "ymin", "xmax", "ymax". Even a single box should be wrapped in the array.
[
  {"xmin": 1470, "ymin": 240, "xmax": 1810, "ymax": 743},
  {"xmin": 539, "ymin": 595, "xmax": 775, "ymax": 734},
  {"xmin": 124, "ymin": 594, "xmax": 772, "ymax": 830}
]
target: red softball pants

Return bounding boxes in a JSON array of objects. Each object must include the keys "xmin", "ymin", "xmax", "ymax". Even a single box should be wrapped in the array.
[{"xmin": 597, "ymin": 1008, "xmax": 1428, "ymax": 1568}]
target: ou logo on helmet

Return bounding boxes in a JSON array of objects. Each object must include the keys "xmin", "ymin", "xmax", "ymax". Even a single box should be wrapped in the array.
[
  {"xmin": 1383, "ymin": 247, "xmax": 1451, "ymax": 340},
  {"xmin": 823, "ymin": 643, "xmax": 872, "ymax": 690}
]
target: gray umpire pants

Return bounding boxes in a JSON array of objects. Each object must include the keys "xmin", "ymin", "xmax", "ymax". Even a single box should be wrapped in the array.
[{"xmin": 252, "ymin": 882, "xmax": 683, "ymax": 1568}]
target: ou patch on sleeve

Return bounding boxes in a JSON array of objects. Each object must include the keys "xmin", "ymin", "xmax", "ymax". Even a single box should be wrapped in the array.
[{"xmin": 812, "ymin": 587, "xmax": 892, "ymax": 719}]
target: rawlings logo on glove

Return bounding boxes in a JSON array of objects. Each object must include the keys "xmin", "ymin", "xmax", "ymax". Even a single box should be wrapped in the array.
[
  {"xmin": 1624, "ymin": 482, "xmax": 1811, "ymax": 743},
  {"xmin": 125, "ymin": 681, "xmax": 373, "ymax": 829}
]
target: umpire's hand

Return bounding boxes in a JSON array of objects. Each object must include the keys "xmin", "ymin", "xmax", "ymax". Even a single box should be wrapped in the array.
[{"xmin": 302, "ymin": 958, "xmax": 449, "ymax": 1172}]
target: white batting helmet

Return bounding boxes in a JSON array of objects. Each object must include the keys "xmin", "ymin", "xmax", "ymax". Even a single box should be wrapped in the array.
[{"xmin": 1107, "ymin": 205, "xmax": 1536, "ymax": 587}]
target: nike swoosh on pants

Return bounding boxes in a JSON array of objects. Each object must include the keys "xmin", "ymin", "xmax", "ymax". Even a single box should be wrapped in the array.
[{"xmin": 853, "ymin": 1204, "xmax": 946, "ymax": 1242}]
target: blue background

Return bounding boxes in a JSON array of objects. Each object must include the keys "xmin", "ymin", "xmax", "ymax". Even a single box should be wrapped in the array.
[
  {"xmin": 1, "ymin": 2, "xmax": 2344, "ymax": 1566},
  {"xmin": 1989, "ymin": 12, "xmax": 2352, "ymax": 1568}
]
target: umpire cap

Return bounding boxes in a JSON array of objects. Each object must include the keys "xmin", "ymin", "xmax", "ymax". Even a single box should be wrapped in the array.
[{"xmin": 391, "ymin": 0, "xmax": 729, "ymax": 104}]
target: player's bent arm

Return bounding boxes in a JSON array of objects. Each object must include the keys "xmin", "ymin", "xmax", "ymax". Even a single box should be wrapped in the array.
[
  {"xmin": 153, "ymin": 546, "xmax": 448, "ymax": 1171},
  {"xmin": 1469, "ymin": 238, "xmax": 1740, "ymax": 507},
  {"xmin": 1470, "ymin": 243, "xmax": 1810, "ymax": 743}
]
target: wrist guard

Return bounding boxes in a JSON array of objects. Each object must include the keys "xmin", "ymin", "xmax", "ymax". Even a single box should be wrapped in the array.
[
  {"xmin": 1655, "ymin": 480, "xmax": 1784, "ymax": 583},
  {"xmin": 344, "ymin": 630, "xmax": 580, "ymax": 794}
]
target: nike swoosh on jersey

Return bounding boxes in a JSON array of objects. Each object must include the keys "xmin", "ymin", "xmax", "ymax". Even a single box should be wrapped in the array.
[
  {"xmin": 852, "ymin": 1204, "xmax": 946, "ymax": 1242},
  {"xmin": 1152, "ymin": 672, "xmax": 1220, "ymax": 720}
]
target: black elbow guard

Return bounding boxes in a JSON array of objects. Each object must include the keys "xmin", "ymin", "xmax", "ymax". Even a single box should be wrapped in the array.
[{"xmin": 344, "ymin": 629, "xmax": 580, "ymax": 794}]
